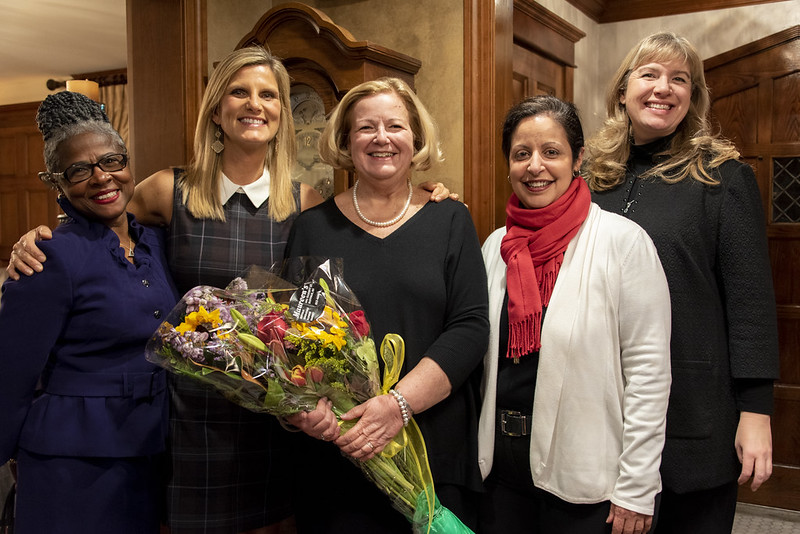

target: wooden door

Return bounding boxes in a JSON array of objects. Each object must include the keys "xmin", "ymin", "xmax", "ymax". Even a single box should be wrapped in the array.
[
  {"xmin": 489, "ymin": 1, "xmax": 582, "ymax": 231},
  {"xmin": 705, "ymin": 26, "xmax": 800, "ymax": 511},
  {"xmin": 0, "ymin": 102, "xmax": 60, "ymax": 263},
  {"xmin": 512, "ymin": 44, "xmax": 567, "ymax": 101}
]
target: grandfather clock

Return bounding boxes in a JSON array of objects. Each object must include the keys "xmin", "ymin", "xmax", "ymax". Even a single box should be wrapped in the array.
[{"xmin": 236, "ymin": 2, "xmax": 421, "ymax": 199}]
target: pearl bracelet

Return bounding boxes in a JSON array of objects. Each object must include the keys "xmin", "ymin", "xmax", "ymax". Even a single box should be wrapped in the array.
[{"xmin": 389, "ymin": 389, "xmax": 412, "ymax": 427}]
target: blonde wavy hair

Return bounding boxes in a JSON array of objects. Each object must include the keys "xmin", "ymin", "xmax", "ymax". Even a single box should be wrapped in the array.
[
  {"xmin": 584, "ymin": 32, "xmax": 740, "ymax": 191},
  {"xmin": 318, "ymin": 77, "xmax": 443, "ymax": 173},
  {"xmin": 182, "ymin": 46, "xmax": 297, "ymax": 221}
]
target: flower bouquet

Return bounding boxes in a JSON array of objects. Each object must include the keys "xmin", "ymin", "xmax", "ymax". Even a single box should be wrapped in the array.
[{"xmin": 145, "ymin": 260, "xmax": 473, "ymax": 533}]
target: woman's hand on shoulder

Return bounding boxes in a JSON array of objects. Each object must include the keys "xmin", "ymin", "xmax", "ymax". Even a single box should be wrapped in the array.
[
  {"xmin": 6, "ymin": 226, "xmax": 53, "ymax": 280},
  {"xmin": 420, "ymin": 181, "xmax": 459, "ymax": 203},
  {"xmin": 606, "ymin": 503, "xmax": 652, "ymax": 534},
  {"xmin": 300, "ymin": 183, "xmax": 325, "ymax": 212},
  {"xmin": 129, "ymin": 168, "xmax": 175, "ymax": 226}
]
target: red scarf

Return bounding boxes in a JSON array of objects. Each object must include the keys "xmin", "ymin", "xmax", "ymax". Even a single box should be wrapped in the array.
[{"xmin": 500, "ymin": 178, "xmax": 591, "ymax": 359}]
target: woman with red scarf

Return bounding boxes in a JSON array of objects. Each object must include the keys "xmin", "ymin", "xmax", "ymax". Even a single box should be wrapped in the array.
[{"xmin": 476, "ymin": 95, "xmax": 671, "ymax": 534}]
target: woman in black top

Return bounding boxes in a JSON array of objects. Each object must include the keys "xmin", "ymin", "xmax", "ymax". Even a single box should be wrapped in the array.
[
  {"xmin": 584, "ymin": 31, "xmax": 779, "ymax": 534},
  {"xmin": 285, "ymin": 77, "xmax": 489, "ymax": 533}
]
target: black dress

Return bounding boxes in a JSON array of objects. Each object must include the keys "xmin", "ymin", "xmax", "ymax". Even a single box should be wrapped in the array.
[{"xmin": 164, "ymin": 170, "xmax": 303, "ymax": 533}]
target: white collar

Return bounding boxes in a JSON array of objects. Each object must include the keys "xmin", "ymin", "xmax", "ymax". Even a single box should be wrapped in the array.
[{"xmin": 219, "ymin": 168, "xmax": 270, "ymax": 207}]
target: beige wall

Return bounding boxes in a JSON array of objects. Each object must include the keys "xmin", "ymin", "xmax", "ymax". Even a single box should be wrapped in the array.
[{"xmin": 207, "ymin": 0, "xmax": 465, "ymax": 195}]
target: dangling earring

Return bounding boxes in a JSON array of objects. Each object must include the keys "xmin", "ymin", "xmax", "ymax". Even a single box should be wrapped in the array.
[
  {"xmin": 211, "ymin": 126, "xmax": 224, "ymax": 154},
  {"xmin": 507, "ymin": 175, "xmax": 512, "ymax": 184},
  {"xmin": 573, "ymin": 170, "xmax": 580, "ymax": 178}
]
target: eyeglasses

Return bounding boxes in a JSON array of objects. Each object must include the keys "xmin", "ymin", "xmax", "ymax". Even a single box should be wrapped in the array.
[{"xmin": 40, "ymin": 153, "xmax": 128, "ymax": 184}]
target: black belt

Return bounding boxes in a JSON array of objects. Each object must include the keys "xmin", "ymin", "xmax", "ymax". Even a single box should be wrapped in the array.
[{"xmin": 498, "ymin": 409, "xmax": 532, "ymax": 437}]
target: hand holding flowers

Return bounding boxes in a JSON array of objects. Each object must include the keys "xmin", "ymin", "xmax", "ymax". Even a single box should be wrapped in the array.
[
  {"xmin": 287, "ymin": 397, "xmax": 341, "ymax": 442},
  {"xmin": 336, "ymin": 393, "xmax": 407, "ymax": 460},
  {"xmin": 146, "ymin": 260, "xmax": 474, "ymax": 533}
]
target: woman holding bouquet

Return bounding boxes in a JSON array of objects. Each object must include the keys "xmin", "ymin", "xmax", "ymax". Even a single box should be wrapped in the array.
[
  {"xmin": 285, "ymin": 77, "xmax": 489, "ymax": 532},
  {"xmin": 477, "ymin": 95, "xmax": 671, "ymax": 534},
  {"xmin": 0, "ymin": 91, "xmax": 179, "ymax": 533},
  {"xmin": 6, "ymin": 48, "xmax": 454, "ymax": 534}
]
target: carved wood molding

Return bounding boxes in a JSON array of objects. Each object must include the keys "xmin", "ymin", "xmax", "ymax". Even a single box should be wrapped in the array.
[
  {"xmin": 0, "ymin": 101, "xmax": 40, "ymax": 127},
  {"xmin": 236, "ymin": 2, "xmax": 421, "ymax": 95},
  {"xmin": 566, "ymin": 0, "xmax": 789, "ymax": 23},
  {"xmin": 515, "ymin": 0, "xmax": 585, "ymax": 44},
  {"xmin": 464, "ymin": 0, "xmax": 514, "ymax": 242},
  {"xmin": 514, "ymin": 0, "xmax": 585, "ymax": 67},
  {"xmin": 70, "ymin": 68, "xmax": 128, "ymax": 87},
  {"xmin": 704, "ymin": 25, "xmax": 800, "ymax": 70}
]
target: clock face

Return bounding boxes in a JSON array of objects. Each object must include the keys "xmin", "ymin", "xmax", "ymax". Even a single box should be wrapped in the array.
[
  {"xmin": 291, "ymin": 85, "xmax": 334, "ymax": 198},
  {"xmin": 293, "ymin": 98, "xmax": 326, "ymax": 126}
]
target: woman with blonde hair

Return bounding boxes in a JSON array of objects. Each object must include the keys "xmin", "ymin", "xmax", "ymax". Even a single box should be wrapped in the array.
[
  {"xmin": 286, "ymin": 77, "xmax": 489, "ymax": 532},
  {"xmin": 585, "ymin": 32, "xmax": 779, "ymax": 534},
  {"xmin": 134, "ymin": 45, "xmax": 313, "ymax": 534}
]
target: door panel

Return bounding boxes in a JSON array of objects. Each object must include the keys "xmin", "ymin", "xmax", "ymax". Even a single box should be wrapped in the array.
[
  {"xmin": 772, "ymin": 72, "xmax": 800, "ymax": 143},
  {"xmin": 0, "ymin": 104, "xmax": 59, "ymax": 263},
  {"xmin": 500, "ymin": 41, "xmax": 572, "ymax": 229},
  {"xmin": 513, "ymin": 43, "xmax": 564, "ymax": 100},
  {"xmin": 711, "ymin": 89, "xmax": 759, "ymax": 145}
]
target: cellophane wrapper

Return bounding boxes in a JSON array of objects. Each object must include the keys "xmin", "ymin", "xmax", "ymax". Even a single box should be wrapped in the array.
[{"xmin": 145, "ymin": 260, "xmax": 474, "ymax": 533}]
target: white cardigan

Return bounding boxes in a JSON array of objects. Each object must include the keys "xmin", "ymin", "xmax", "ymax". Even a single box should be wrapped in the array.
[{"xmin": 478, "ymin": 203, "xmax": 671, "ymax": 515}]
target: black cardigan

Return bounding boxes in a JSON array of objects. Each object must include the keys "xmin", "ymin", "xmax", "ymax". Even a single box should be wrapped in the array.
[{"xmin": 592, "ymin": 140, "xmax": 780, "ymax": 493}]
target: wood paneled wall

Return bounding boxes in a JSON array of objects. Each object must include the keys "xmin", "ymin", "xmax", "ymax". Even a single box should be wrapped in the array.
[
  {"xmin": 705, "ymin": 26, "xmax": 800, "ymax": 511},
  {"xmin": 0, "ymin": 102, "xmax": 60, "ymax": 261}
]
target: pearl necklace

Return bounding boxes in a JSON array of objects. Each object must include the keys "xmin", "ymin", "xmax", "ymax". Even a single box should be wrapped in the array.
[{"xmin": 352, "ymin": 179, "xmax": 413, "ymax": 228}]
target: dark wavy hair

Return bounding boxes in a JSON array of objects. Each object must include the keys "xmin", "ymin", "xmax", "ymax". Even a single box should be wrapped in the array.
[{"xmin": 501, "ymin": 95, "xmax": 584, "ymax": 165}]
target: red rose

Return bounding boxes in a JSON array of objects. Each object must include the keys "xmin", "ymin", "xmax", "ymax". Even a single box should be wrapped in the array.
[
  {"xmin": 349, "ymin": 310, "xmax": 370, "ymax": 338},
  {"xmin": 257, "ymin": 312, "xmax": 289, "ymax": 345}
]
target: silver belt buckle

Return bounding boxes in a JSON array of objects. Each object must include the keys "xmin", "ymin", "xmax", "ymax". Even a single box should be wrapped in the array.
[{"xmin": 500, "ymin": 410, "xmax": 527, "ymax": 437}]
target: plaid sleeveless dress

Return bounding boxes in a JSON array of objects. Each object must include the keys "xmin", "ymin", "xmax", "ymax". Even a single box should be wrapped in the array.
[{"xmin": 165, "ymin": 169, "xmax": 301, "ymax": 533}]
